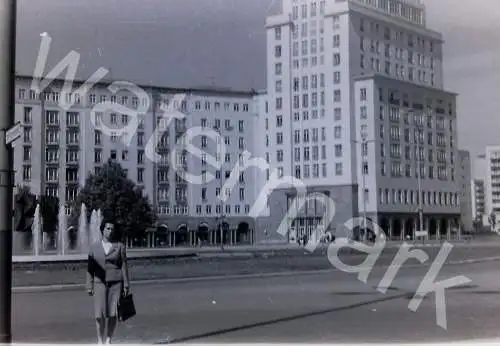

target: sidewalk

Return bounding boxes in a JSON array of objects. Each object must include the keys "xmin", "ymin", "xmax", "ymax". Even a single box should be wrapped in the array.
[{"xmin": 13, "ymin": 238, "xmax": 500, "ymax": 264}]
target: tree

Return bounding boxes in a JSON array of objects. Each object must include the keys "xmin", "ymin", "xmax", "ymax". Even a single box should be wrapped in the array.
[
  {"xmin": 14, "ymin": 185, "xmax": 60, "ymax": 233},
  {"xmin": 39, "ymin": 195, "xmax": 59, "ymax": 233},
  {"xmin": 70, "ymin": 160, "xmax": 156, "ymax": 240},
  {"xmin": 13, "ymin": 185, "xmax": 37, "ymax": 232}
]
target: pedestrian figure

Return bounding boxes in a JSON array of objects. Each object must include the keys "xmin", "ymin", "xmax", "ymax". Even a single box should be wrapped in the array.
[{"xmin": 87, "ymin": 219, "xmax": 130, "ymax": 344}]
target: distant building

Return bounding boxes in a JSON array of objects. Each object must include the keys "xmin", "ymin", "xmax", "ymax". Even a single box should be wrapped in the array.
[
  {"xmin": 484, "ymin": 146, "xmax": 500, "ymax": 231},
  {"xmin": 471, "ymin": 178, "xmax": 486, "ymax": 227},
  {"xmin": 458, "ymin": 150, "xmax": 472, "ymax": 230}
]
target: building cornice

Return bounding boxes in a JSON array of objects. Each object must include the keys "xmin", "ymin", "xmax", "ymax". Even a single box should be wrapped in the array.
[
  {"xmin": 353, "ymin": 73, "xmax": 458, "ymax": 97},
  {"xmin": 325, "ymin": 0, "xmax": 443, "ymax": 42},
  {"xmin": 15, "ymin": 74, "xmax": 258, "ymax": 98}
]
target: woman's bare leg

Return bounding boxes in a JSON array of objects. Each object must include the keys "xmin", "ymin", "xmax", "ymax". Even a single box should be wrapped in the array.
[
  {"xmin": 96, "ymin": 318, "xmax": 105, "ymax": 344},
  {"xmin": 106, "ymin": 317, "xmax": 117, "ymax": 344}
]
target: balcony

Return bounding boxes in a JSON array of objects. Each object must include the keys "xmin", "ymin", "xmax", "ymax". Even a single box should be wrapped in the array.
[
  {"xmin": 173, "ymin": 206, "xmax": 189, "ymax": 215},
  {"xmin": 45, "ymin": 139, "xmax": 60, "ymax": 146},
  {"xmin": 175, "ymin": 196, "xmax": 188, "ymax": 205},
  {"xmin": 156, "ymin": 143, "xmax": 169, "ymax": 153},
  {"xmin": 157, "ymin": 205, "xmax": 171, "ymax": 215},
  {"xmin": 175, "ymin": 123, "xmax": 187, "ymax": 134},
  {"xmin": 157, "ymin": 159, "xmax": 169, "ymax": 167},
  {"xmin": 157, "ymin": 179, "xmax": 169, "ymax": 187}
]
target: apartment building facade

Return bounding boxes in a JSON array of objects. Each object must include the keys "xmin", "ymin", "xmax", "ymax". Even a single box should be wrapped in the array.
[
  {"xmin": 14, "ymin": 76, "xmax": 263, "ymax": 250},
  {"xmin": 261, "ymin": 0, "xmax": 461, "ymax": 242}
]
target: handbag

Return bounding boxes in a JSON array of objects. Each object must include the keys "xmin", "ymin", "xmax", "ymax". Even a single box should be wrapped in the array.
[{"xmin": 118, "ymin": 292, "xmax": 136, "ymax": 322}]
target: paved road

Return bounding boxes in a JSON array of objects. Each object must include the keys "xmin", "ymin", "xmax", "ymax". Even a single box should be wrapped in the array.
[{"xmin": 12, "ymin": 257, "xmax": 500, "ymax": 343}]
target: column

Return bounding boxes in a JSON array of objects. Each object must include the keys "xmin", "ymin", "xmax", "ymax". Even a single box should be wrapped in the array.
[
  {"xmin": 388, "ymin": 217, "xmax": 393, "ymax": 240},
  {"xmin": 447, "ymin": 219, "xmax": 452, "ymax": 241},
  {"xmin": 401, "ymin": 218, "xmax": 406, "ymax": 241},
  {"xmin": 436, "ymin": 220, "xmax": 441, "ymax": 240}
]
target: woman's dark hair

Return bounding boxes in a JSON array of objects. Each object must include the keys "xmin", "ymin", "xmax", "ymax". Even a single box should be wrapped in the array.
[{"xmin": 99, "ymin": 219, "xmax": 115, "ymax": 233}]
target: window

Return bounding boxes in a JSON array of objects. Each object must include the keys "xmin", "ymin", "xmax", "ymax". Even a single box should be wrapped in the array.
[
  {"xmin": 137, "ymin": 168, "xmax": 144, "ymax": 183},
  {"xmin": 334, "ymin": 126, "xmax": 342, "ymax": 139},
  {"xmin": 360, "ymin": 88, "xmax": 367, "ymax": 101},
  {"xmin": 137, "ymin": 150, "xmax": 145, "ymax": 164},
  {"xmin": 335, "ymin": 163, "xmax": 343, "ymax": 176},
  {"xmin": 294, "ymin": 130, "xmax": 301, "ymax": 144},
  {"xmin": 276, "ymin": 115, "xmax": 283, "ymax": 127},
  {"xmin": 276, "ymin": 97, "xmax": 283, "ymax": 110},
  {"xmin": 275, "ymin": 80, "xmax": 282, "ymax": 93},
  {"xmin": 276, "ymin": 150, "xmax": 284, "ymax": 162},
  {"xmin": 294, "ymin": 148, "xmax": 301, "ymax": 162},
  {"xmin": 23, "ymin": 107, "xmax": 32, "ymax": 124},
  {"xmin": 275, "ymin": 45, "xmax": 282, "ymax": 58},
  {"xmin": 334, "ymin": 108, "xmax": 341, "ymax": 121},
  {"xmin": 333, "ymin": 35, "xmax": 340, "ymax": 47},
  {"xmin": 333, "ymin": 71, "xmax": 340, "ymax": 84},
  {"xmin": 23, "ymin": 146, "xmax": 31, "ymax": 161},
  {"xmin": 275, "ymin": 63, "xmax": 282, "ymax": 75},
  {"xmin": 23, "ymin": 165, "xmax": 31, "ymax": 182},
  {"xmin": 303, "ymin": 129, "xmax": 310, "ymax": 143},
  {"xmin": 275, "ymin": 27, "xmax": 281, "ymax": 40},
  {"xmin": 360, "ymin": 106, "xmax": 367, "ymax": 119},
  {"xmin": 276, "ymin": 132, "xmax": 283, "ymax": 144},
  {"xmin": 334, "ymin": 90, "xmax": 341, "ymax": 102},
  {"xmin": 335, "ymin": 144, "xmax": 342, "ymax": 157},
  {"xmin": 333, "ymin": 53, "xmax": 341, "ymax": 66},
  {"xmin": 304, "ymin": 147, "xmax": 310, "ymax": 161},
  {"xmin": 313, "ymin": 164, "xmax": 319, "ymax": 178},
  {"xmin": 67, "ymin": 112, "xmax": 79, "ymax": 126}
]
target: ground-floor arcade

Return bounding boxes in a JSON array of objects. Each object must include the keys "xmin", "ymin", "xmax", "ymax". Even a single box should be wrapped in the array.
[{"xmin": 376, "ymin": 213, "xmax": 462, "ymax": 241}]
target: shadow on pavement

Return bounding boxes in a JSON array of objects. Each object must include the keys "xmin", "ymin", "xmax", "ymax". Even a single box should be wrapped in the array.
[{"xmin": 157, "ymin": 293, "xmax": 409, "ymax": 344}]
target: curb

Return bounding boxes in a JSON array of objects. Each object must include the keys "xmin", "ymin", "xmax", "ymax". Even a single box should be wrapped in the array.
[{"xmin": 12, "ymin": 255, "xmax": 500, "ymax": 294}]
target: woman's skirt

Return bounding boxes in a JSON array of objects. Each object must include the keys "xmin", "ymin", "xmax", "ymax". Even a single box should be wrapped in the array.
[{"xmin": 94, "ymin": 281, "xmax": 122, "ymax": 319}]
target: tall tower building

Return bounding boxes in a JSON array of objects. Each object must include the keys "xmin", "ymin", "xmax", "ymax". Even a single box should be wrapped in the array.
[{"xmin": 262, "ymin": 0, "xmax": 461, "ymax": 242}]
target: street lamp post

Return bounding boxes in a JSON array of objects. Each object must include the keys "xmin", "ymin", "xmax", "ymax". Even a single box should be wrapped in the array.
[
  {"xmin": 217, "ymin": 128, "xmax": 226, "ymax": 251},
  {"xmin": 0, "ymin": 0, "xmax": 16, "ymax": 342},
  {"xmin": 409, "ymin": 109, "xmax": 426, "ymax": 244},
  {"xmin": 353, "ymin": 136, "xmax": 375, "ymax": 243}
]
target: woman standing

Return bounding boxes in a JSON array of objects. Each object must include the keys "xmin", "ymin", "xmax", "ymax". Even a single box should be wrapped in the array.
[{"xmin": 86, "ymin": 219, "xmax": 130, "ymax": 344}]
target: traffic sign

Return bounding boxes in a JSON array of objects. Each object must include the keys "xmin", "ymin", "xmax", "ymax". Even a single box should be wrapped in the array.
[{"xmin": 5, "ymin": 121, "xmax": 21, "ymax": 146}]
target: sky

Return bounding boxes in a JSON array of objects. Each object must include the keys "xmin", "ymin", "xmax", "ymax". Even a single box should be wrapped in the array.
[{"xmin": 15, "ymin": 0, "xmax": 500, "ymax": 164}]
